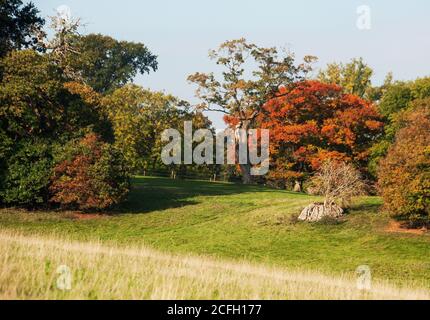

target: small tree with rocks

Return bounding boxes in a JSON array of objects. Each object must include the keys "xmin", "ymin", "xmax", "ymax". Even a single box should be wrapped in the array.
[{"xmin": 299, "ymin": 160, "xmax": 366, "ymax": 222}]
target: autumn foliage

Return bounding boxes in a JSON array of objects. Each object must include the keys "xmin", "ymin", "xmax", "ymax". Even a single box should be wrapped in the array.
[
  {"xmin": 378, "ymin": 100, "xmax": 430, "ymax": 226},
  {"xmin": 50, "ymin": 133, "xmax": 130, "ymax": 211},
  {"xmin": 258, "ymin": 80, "xmax": 383, "ymax": 186}
]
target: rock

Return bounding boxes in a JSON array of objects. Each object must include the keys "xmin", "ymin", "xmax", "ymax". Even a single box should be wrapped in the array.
[{"xmin": 298, "ymin": 203, "xmax": 344, "ymax": 222}]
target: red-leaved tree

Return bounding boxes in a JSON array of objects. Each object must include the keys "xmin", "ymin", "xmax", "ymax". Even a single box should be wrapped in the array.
[
  {"xmin": 258, "ymin": 80, "xmax": 383, "ymax": 189},
  {"xmin": 50, "ymin": 133, "xmax": 130, "ymax": 211}
]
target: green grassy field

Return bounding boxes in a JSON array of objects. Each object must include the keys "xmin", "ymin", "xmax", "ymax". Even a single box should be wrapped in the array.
[{"xmin": 1, "ymin": 176, "xmax": 429, "ymax": 289}]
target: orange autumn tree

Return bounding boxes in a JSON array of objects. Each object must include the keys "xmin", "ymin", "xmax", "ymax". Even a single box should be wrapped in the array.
[
  {"xmin": 378, "ymin": 100, "xmax": 430, "ymax": 227},
  {"xmin": 258, "ymin": 80, "xmax": 383, "ymax": 189}
]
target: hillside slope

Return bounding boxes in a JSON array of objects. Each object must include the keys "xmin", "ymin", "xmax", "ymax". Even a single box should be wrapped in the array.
[{"xmin": 0, "ymin": 177, "xmax": 429, "ymax": 287}]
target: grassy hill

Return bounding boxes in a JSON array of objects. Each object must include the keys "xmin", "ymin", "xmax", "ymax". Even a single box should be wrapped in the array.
[
  {"xmin": 2, "ymin": 231, "xmax": 429, "ymax": 300},
  {"xmin": 1, "ymin": 177, "xmax": 429, "ymax": 294}
]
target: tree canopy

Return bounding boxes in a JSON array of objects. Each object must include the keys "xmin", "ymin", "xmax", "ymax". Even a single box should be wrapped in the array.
[
  {"xmin": 69, "ymin": 34, "xmax": 158, "ymax": 93},
  {"xmin": 259, "ymin": 80, "xmax": 383, "ymax": 187},
  {"xmin": 318, "ymin": 58, "xmax": 374, "ymax": 99},
  {"xmin": 0, "ymin": 0, "xmax": 44, "ymax": 57}
]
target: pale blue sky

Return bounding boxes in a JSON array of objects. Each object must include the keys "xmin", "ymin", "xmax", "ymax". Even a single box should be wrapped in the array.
[{"xmin": 33, "ymin": 0, "xmax": 430, "ymax": 128}]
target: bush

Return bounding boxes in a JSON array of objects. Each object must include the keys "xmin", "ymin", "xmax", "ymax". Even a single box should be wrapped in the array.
[
  {"xmin": 50, "ymin": 133, "xmax": 130, "ymax": 211},
  {"xmin": 308, "ymin": 160, "xmax": 366, "ymax": 208},
  {"xmin": 378, "ymin": 100, "xmax": 430, "ymax": 227},
  {"xmin": 1, "ymin": 139, "xmax": 53, "ymax": 206}
]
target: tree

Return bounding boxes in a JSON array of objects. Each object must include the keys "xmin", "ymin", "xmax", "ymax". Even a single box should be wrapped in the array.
[
  {"xmin": 1, "ymin": 138, "xmax": 52, "ymax": 206},
  {"xmin": 37, "ymin": 11, "xmax": 83, "ymax": 80},
  {"xmin": 0, "ymin": 0, "xmax": 44, "ymax": 58},
  {"xmin": 369, "ymin": 77, "xmax": 430, "ymax": 175},
  {"xmin": 68, "ymin": 34, "xmax": 158, "ymax": 93},
  {"xmin": 102, "ymin": 85, "xmax": 211, "ymax": 172},
  {"xmin": 318, "ymin": 58, "xmax": 373, "ymax": 99},
  {"xmin": 188, "ymin": 38, "xmax": 316, "ymax": 183},
  {"xmin": 299, "ymin": 160, "xmax": 366, "ymax": 222},
  {"xmin": 309, "ymin": 160, "xmax": 366, "ymax": 208},
  {"xmin": 0, "ymin": 50, "xmax": 105, "ymax": 140},
  {"xmin": 259, "ymin": 80, "xmax": 383, "ymax": 188},
  {"xmin": 50, "ymin": 133, "xmax": 130, "ymax": 211},
  {"xmin": 378, "ymin": 100, "xmax": 430, "ymax": 227}
]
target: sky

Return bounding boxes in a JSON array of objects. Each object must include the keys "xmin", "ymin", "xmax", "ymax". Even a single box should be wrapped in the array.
[{"xmin": 33, "ymin": 0, "xmax": 430, "ymax": 129}]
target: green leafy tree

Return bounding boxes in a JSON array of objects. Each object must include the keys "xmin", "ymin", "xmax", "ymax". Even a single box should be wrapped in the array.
[
  {"xmin": 0, "ymin": 50, "xmax": 104, "ymax": 140},
  {"xmin": 318, "ymin": 58, "xmax": 374, "ymax": 99},
  {"xmin": 102, "ymin": 85, "xmax": 210, "ymax": 172},
  {"xmin": 69, "ymin": 34, "xmax": 158, "ymax": 93},
  {"xmin": 0, "ymin": 0, "xmax": 44, "ymax": 58},
  {"xmin": 1, "ymin": 138, "xmax": 52, "ymax": 206}
]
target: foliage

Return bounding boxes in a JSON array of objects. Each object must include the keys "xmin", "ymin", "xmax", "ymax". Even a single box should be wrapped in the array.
[
  {"xmin": 259, "ymin": 80, "xmax": 383, "ymax": 186},
  {"xmin": 0, "ymin": 50, "xmax": 105, "ymax": 140},
  {"xmin": 308, "ymin": 160, "xmax": 366, "ymax": 208},
  {"xmin": 102, "ymin": 84, "xmax": 211, "ymax": 172},
  {"xmin": 69, "ymin": 34, "xmax": 158, "ymax": 93},
  {"xmin": 378, "ymin": 100, "xmax": 430, "ymax": 226},
  {"xmin": 188, "ymin": 38, "xmax": 316, "ymax": 183},
  {"xmin": 369, "ymin": 77, "xmax": 430, "ymax": 175},
  {"xmin": 1, "ymin": 138, "xmax": 52, "ymax": 206},
  {"xmin": 318, "ymin": 58, "xmax": 374, "ymax": 99},
  {"xmin": 0, "ymin": 0, "xmax": 45, "ymax": 58},
  {"xmin": 50, "ymin": 133, "xmax": 130, "ymax": 211}
]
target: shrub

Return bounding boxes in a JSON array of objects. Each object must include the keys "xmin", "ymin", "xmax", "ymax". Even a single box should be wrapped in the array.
[
  {"xmin": 50, "ymin": 133, "xmax": 130, "ymax": 211},
  {"xmin": 378, "ymin": 100, "xmax": 430, "ymax": 227},
  {"xmin": 308, "ymin": 160, "xmax": 366, "ymax": 208},
  {"xmin": 1, "ymin": 139, "xmax": 53, "ymax": 206}
]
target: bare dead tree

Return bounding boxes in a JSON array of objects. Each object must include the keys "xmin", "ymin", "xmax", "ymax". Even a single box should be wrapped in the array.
[
  {"xmin": 299, "ymin": 160, "xmax": 366, "ymax": 222},
  {"xmin": 35, "ymin": 12, "xmax": 83, "ymax": 80},
  {"xmin": 310, "ymin": 160, "xmax": 366, "ymax": 208}
]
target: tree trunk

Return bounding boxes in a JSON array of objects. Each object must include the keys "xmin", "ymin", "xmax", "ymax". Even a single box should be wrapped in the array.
[
  {"xmin": 240, "ymin": 163, "xmax": 252, "ymax": 184},
  {"xmin": 236, "ymin": 119, "xmax": 253, "ymax": 184}
]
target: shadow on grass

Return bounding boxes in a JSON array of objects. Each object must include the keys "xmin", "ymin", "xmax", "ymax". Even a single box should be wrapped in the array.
[
  {"xmin": 348, "ymin": 201, "xmax": 382, "ymax": 214},
  {"xmin": 113, "ymin": 176, "xmax": 271, "ymax": 214}
]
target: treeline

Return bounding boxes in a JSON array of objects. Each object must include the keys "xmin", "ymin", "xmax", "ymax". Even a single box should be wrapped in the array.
[{"xmin": 0, "ymin": 0, "xmax": 212, "ymax": 211}]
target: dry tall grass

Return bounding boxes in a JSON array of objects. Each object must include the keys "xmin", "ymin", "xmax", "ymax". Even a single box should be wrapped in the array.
[{"xmin": 0, "ymin": 231, "xmax": 428, "ymax": 300}]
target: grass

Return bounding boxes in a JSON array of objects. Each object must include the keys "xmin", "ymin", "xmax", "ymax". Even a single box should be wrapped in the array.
[
  {"xmin": 0, "ymin": 176, "xmax": 429, "ymax": 297},
  {"xmin": 1, "ymin": 231, "xmax": 429, "ymax": 300}
]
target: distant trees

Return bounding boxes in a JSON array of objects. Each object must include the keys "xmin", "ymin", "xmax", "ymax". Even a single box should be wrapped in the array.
[
  {"xmin": 0, "ymin": 2, "xmax": 214, "ymax": 210},
  {"xmin": 378, "ymin": 100, "xmax": 430, "ymax": 227},
  {"xmin": 102, "ymin": 85, "xmax": 211, "ymax": 172},
  {"xmin": 259, "ymin": 80, "xmax": 383, "ymax": 189}
]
